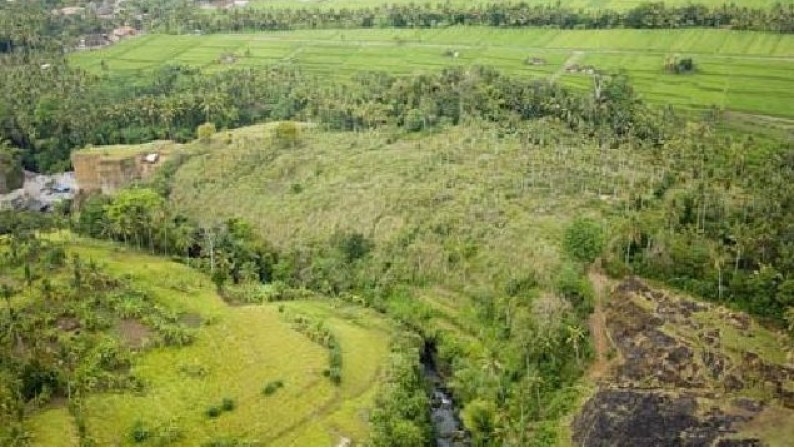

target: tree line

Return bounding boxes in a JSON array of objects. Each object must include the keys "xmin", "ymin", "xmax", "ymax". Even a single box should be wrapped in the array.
[
  {"xmin": 0, "ymin": 211, "xmax": 195, "ymax": 446},
  {"xmin": 605, "ymin": 123, "xmax": 794, "ymax": 327},
  {"xmin": 2, "ymin": 58, "xmax": 664, "ymax": 172},
  {"xmin": 3, "ymin": 1, "xmax": 793, "ymax": 55},
  {"xmin": 159, "ymin": 2, "xmax": 794, "ymax": 34}
]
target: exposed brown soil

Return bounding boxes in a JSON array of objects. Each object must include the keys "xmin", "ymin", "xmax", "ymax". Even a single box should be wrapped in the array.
[
  {"xmin": 116, "ymin": 319, "xmax": 153, "ymax": 349},
  {"xmin": 587, "ymin": 272, "xmax": 612, "ymax": 381}
]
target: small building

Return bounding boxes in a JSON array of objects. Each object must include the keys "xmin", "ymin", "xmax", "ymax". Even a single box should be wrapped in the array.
[{"xmin": 110, "ymin": 26, "xmax": 137, "ymax": 42}]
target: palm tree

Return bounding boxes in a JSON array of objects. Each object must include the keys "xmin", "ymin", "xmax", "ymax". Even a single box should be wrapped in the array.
[
  {"xmin": 173, "ymin": 224, "xmax": 194, "ymax": 265},
  {"xmin": 565, "ymin": 324, "xmax": 586, "ymax": 365}
]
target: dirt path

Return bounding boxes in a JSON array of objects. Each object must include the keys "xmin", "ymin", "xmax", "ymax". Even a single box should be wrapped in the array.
[
  {"xmin": 551, "ymin": 50, "xmax": 584, "ymax": 81},
  {"xmin": 587, "ymin": 271, "xmax": 612, "ymax": 381}
]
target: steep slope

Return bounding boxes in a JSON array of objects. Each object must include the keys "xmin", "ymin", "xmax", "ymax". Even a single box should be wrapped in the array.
[
  {"xmin": 19, "ymin": 236, "xmax": 392, "ymax": 447},
  {"xmin": 168, "ymin": 121, "xmax": 657, "ymax": 291}
]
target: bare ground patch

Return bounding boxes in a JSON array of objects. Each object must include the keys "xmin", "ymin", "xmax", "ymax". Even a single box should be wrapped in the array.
[
  {"xmin": 571, "ymin": 277, "xmax": 794, "ymax": 447},
  {"xmin": 116, "ymin": 319, "xmax": 153, "ymax": 349}
]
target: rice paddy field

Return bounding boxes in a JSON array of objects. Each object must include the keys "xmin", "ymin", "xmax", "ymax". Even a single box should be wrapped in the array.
[
  {"xmin": 25, "ymin": 236, "xmax": 392, "ymax": 447},
  {"xmin": 70, "ymin": 27, "xmax": 794, "ymax": 118}
]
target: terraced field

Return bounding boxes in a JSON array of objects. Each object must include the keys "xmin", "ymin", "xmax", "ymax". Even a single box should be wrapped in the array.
[
  {"xmin": 70, "ymin": 28, "xmax": 794, "ymax": 117},
  {"xmin": 25, "ymin": 236, "xmax": 391, "ymax": 447}
]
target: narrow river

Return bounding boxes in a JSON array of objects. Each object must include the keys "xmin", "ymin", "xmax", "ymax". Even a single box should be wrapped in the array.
[{"xmin": 422, "ymin": 343, "xmax": 471, "ymax": 447}]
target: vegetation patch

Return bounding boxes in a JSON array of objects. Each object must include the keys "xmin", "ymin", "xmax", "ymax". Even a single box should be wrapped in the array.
[
  {"xmin": 0, "ymin": 230, "xmax": 392, "ymax": 446},
  {"xmin": 282, "ymin": 311, "xmax": 343, "ymax": 385},
  {"xmin": 262, "ymin": 380, "xmax": 284, "ymax": 396}
]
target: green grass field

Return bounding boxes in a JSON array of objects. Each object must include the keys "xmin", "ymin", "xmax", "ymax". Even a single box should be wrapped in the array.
[
  {"xmin": 25, "ymin": 235, "xmax": 392, "ymax": 447},
  {"xmin": 70, "ymin": 27, "xmax": 794, "ymax": 117}
]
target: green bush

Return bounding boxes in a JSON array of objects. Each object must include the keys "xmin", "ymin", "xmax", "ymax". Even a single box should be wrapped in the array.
[
  {"xmin": 221, "ymin": 397, "xmax": 236, "ymax": 412},
  {"xmin": 197, "ymin": 122, "xmax": 216, "ymax": 143},
  {"xmin": 563, "ymin": 217, "xmax": 605, "ymax": 264},
  {"xmin": 262, "ymin": 380, "xmax": 284, "ymax": 396},
  {"xmin": 129, "ymin": 420, "xmax": 150, "ymax": 443},
  {"xmin": 274, "ymin": 121, "xmax": 299, "ymax": 148},
  {"xmin": 555, "ymin": 263, "xmax": 594, "ymax": 317},
  {"xmin": 403, "ymin": 109, "xmax": 425, "ymax": 132},
  {"xmin": 205, "ymin": 405, "xmax": 221, "ymax": 418}
]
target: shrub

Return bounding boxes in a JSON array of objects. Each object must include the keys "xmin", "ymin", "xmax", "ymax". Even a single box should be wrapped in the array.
[
  {"xmin": 563, "ymin": 217, "xmax": 604, "ymax": 264},
  {"xmin": 328, "ymin": 367, "xmax": 342, "ymax": 385},
  {"xmin": 129, "ymin": 420, "xmax": 150, "ymax": 443},
  {"xmin": 205, "ymin": 405, "xmax": 221, "ymax": 418},
  {"xmin": 461, "ymin": 399, "xmax": 497, "ymax": 445},
  {"xmin": 221, "ymin": 397, "xmax": 235, "ymax": 412},
  {"xmin": 505, "ymin": 273, "xmax": 538, "ymax": 297},
  {"xmin": 274, "ymin": 121, "xmax": 299, "ymax": 148},
  {"xmin": 556, "ymin": 263, "xmax": 594, "ymax": 317},
  {"xmin": 334, "ymin": 231, "xmax": 373, "ymax": 263},
  {"xmin": 262, "ymin": 380, "xmax": 284, "ymax": 395},
  {"xmin": 403, "ymin": 109, "xmax": 425, "ymax": 132},
  {"xmin": 197, "ymin": 122, "xmax": 216, "ymax": 143}
]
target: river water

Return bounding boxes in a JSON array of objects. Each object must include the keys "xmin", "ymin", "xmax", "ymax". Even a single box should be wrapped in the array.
[{"xmin": 422, "ymin": 344, "xmax": 471, "ymax": 447}]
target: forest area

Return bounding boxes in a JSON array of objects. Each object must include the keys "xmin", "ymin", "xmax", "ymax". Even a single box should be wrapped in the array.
[{"xmin": 1, "ymin": 0, "xmax": 793, "ymax": 446}]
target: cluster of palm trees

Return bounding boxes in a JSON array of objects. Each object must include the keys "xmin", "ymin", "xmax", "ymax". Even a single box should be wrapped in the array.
[
  {"xmin": 77, "ymin": 188, "xmax": 280, "ymax": 289},
  {"xmin": 609, "ymin": 122, "xmax": 794, "ymax": 325},
  {"xmin": 157, "ymin": 2, "xmax": 794, "ymax": 33},
  {"xmin": 2, "ymin": 54, "xmax": 666, "ymax": 173}
]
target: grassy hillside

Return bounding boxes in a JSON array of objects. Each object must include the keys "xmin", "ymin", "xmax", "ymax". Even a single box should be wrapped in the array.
[
  {"xmin": 77, "ymin": 113, "xmax": 794, "ymax": 445},
  {"xmin": 162, "ymin": 121, "xmax": 656, "ymax": 291},
  {"xmin": 18, "ymin": 235, "xmax": 391, "ymax": 447},
  {"xmin": 70, "ymin": 28, "xmax": 794, "ymax": 117}
]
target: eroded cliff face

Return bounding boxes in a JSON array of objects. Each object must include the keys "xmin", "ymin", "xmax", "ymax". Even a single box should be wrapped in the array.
[
  {"xmin": 573, "ymin": 277, "xmax": 794, "ymax": 447},
  {"xmin": 71, "ymin": 143, "xmax": 170, "ymax": 195}
]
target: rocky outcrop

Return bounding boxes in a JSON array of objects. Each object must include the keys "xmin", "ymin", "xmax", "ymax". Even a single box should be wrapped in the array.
[
  {"xmin": 573, "ymin": 389, "xmax": 763, "ymax": 447},
  {"xmin": 71, "ymin": 143, "xmax": 170, "ymax": 195}
]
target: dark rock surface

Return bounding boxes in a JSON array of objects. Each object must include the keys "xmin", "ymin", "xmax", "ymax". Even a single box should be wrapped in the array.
[{"xmin": 572, "ymin": 277, "xmax": 793, "ymax": 447}]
